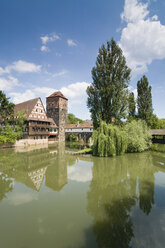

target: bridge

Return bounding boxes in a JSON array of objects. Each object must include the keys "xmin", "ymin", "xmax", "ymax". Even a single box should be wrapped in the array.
[
  {"xmin": 150, "ymin": 129, "xmax": 165, "ymax": 143},
  {"xmin": 65, "ymin": 123, "xmax": 93, "ymax": 143}
]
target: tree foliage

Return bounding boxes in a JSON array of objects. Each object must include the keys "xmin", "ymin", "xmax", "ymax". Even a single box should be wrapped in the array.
[
  {"xmin": 92, "ymin": 120, "xmax": 151, "ymax": 157},
  {"xmin": 87, "ymin": 38, "xmax": 131, "ymax": 128},
  {"xmin": 67, "ymin": 113, "xmax": 85, "ymax": 124},
  {"xmin": 0, "ymin": 91, "xmax": 14, "ymax": 123},
  {"xmin": 137, "ymin": 75, "xmax": 153, "ymax": 124},
  {"xmin": 0, "ymin": 91, "xmax": 26, "ymax": 145},
  {"xmin": 128, "ymin": 92, "xmax": 136, "ymax": 119},
  {"xmin": 125, "ymin": 120, "xmax": 151, "ymax": 153},
  {"xmin": 92, "ymin": 121, "xmax": 127, "ymax": 157}
]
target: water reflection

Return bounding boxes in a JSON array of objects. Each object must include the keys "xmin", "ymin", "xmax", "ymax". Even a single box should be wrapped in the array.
[
  {"xmin": 0, "ymin": 144, "xmax": 70, "ymax": 200},
  {"xmin": 0, "ymin": 173, "xmax": 13, "ymax": 202},
  {"xmin": 87, "ymin": 152, "xmax": 164, "ymax": 248},
  {"xmin": 1, "ymin": 146, "xmax": 165, "ymax": 247}
]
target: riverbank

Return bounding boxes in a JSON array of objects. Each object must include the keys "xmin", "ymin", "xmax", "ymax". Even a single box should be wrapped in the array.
[{"xmin": 0, "ymin": 138, "xmax": 58, "ymax": 149}]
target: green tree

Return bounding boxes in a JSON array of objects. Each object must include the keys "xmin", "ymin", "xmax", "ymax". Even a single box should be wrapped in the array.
[
  {"xmin": 0, "ymin": 90, "xmax": 14, "ymax": 123},
  {"xmin": 0, "ymin": 92, "xmax": 26, "ymax": 145},
  {"xmin": 137, "ymin": 75, "xmax": 153, "ymax": 124},
  {"xmin": 87, "ymin": 38, "xmax": 131, "ymax": 128},
  {"xmin": 67, "ymin": 113, "xmax": 85, "ymax": 124},
  {"xmin": 128, "ymin": 92, "xmax": 136, "ymax": 118}
]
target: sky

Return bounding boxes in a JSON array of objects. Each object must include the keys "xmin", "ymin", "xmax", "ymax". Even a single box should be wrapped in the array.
[{"xmin": 0, "ymin": 0, "xmax": 165, "ymax": 119}]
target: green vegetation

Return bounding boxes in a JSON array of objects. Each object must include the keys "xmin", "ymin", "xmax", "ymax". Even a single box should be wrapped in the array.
[
  {"xmin": 92, "ymin": 121, "xmax": 127, "ymax": 157},
  {"xmin": 0, "ymin": 90, "xmax": 14, "ymax": 124},
  {"xmin": 92, "ymin": 120, "xmax": 151, "ymax": 157},
  {"xmin": 125, "ymin": 120, "xmax": 151, "ymax": 153},
  {"xmin": 87, "ymin": 38, "xmax": 131, "ymax": 128},
  {"xmin": 137, "ymin": 75, "xmax": 153, "ymax": 125},
  {"xmin": 149, "ymin": 114, "xmax": 165, "ymax": 129},
  {"xmin": 74, "ymin": 148, "xmax": 92, "ymax": 155},
  {"xmin": 128, "ymin": 92, "xmax": 136, "ymax": 119},
  {"xmin": 67, "ymin": 113, "xmax": 85, "ymax": 124},
  {"xmin": 0, "ymin": 91, "xmax": 26, "ymax": 145},
  {"xmin": 68, "ymin": 133, "xmax": 77, "ymax": 142},
  {"xmin": 151, "ymin": 144, "xmax": 165, "ymax": 153}
]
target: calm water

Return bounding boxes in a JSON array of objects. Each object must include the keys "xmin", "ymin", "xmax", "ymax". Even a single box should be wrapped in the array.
[{"xmin": 0, "ymin": 144, "xmax": 165, "ymax": 248}]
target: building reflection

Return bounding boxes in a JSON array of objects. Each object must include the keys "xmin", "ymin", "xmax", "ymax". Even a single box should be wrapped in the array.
[
  {"xmin": 0, "ymin": 144, "xmax": 69, "ymax": 199},
  {"xmin": 46, "ymin": 143, "xmax": 67, "ymax": 191}
]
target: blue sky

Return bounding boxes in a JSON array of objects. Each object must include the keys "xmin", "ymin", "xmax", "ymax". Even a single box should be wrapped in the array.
[{"xmin": 0, "ymin": 0, "xmax": 165, "ymax": 119}]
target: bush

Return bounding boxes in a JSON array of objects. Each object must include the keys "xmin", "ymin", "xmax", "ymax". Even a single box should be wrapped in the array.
[
  {"xmin": 68, "ymin": 134, "xmax": 77, "ymax": 142},
  {"xmin": 125, "ymin": 120, "xmax": 151, "ymax": 152},
  {"xmin": 92, "ymin": 120, "xmax": 152, "ymax": 157}
]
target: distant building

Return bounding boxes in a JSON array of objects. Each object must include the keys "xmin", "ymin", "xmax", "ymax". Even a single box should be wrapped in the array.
[
  {"xmin": 46, "ymin": 91, "xmax": 68, "ymax": 142},
  {"xmin": 14, "ymin": 91, "xmax": 93, "ymax": 143},
  {"xmin": 14, "ymin": 97, "xmax": 57, "ymax": 140}
]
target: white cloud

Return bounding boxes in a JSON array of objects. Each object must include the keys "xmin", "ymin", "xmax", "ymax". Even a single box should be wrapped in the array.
[
  {"xmin": 40, "ymin": 45, "xmax": 49, "ymax": 52},
  {"xmin": 40, "ymin": 33, "xmax": 60, "ymax": 52},
  {"xmin": 152, "ymin": 15, "xmax": 158, "ymax": 21},
  {"xmin": 68, "ymin": 162, "xmax": 93, "ymax": 182},
  {"xmin": 52, "ymin": 70, "xmax": 68, "ymax": 77},
  {"xmin": 61, "ymin": 82, "xmax": 90, "ymax": 99},
  {"xmin": 34, "ymin": 87, "xmax": 56, "ymax": 97},
  {"xmin": 121, "ymin": 0, "xmax": 149, "ymax": 23},
  {"xmin": 9, "ymin": 81, "xmax": 90, "ymax": 117},
  {"xmin": 119, "ymin": 0, "xmax": 165, "ymax": 76},
  {"xmin": 40, "ymin": 33, "xmax": 60, "ymax": 45},
  {"xmin": 67, "ymin": 39, "xmax": 77, "ymax": 47},
  {"xmin": 0, "ymin": 60, "xmax": 41, "ymax": 75},
  {"xmin": 9, "ymin": 90, "xmax": 36, "ymax": 103},
  {"xmin": 6, "ymin": 60, "xmax": 41, "ymax": 73},
  {"xmin": 8, "ymin": 193, "xmax": 38, "ymax": 206},
  {"xmin": 0, "ymin": 67, "xmax": 7, "ymax": 75},
  {"xmin": 0, "ymin": 76, "xmax": 19, "ymax": 91}
]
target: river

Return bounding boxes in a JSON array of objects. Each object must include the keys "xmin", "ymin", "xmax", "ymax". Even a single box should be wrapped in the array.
[{"xmin": 0, "ymin": 144, "xmax": 165, "ymax": 248}]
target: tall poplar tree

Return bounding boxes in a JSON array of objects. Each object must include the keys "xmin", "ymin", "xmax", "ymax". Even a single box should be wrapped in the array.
[
  {"xmin": 87, "ymin": 39, "xmax": 131, "ymax": 128},
  {"xmin": 137, "ymin": 75, "xmax": 153, "ymax": 124},
  {"xmin": 128, "ymin": 92, "xmax": 136, "ymax": 118}
]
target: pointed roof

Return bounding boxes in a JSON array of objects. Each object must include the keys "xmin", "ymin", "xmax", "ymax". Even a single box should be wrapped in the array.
[
  {"xmin": 14, "ymin": 98, "xmax": 40, "ymax": 118},
  {"xmin": 47, "ymin": 91, "xmax": 68, "ymax": 100}
]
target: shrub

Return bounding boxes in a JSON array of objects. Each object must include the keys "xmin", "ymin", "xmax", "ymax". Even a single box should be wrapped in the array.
[
  {"xmin": 125, "ymin": 120, "xmax": 151, "ymax": 153},
  {"xmin": 68, "ymin": 133, "xmax": 77, "ymax": 142},
  {"xmin": 92, "ymin": 120, "xmax": 152, "ymax": 157}
]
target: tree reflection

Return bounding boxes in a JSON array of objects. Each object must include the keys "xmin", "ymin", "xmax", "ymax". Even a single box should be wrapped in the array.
[
  {"xmin": 87, "ymin": 152, "xmax": 156, "ymax": 247},
  {"xmin": 0, "ymin": 173, "xmax": 13, "ymax": 202}
]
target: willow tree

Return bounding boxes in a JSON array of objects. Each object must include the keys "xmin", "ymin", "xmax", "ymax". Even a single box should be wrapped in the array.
[{"xmin": 87, "ymin": 38, "xmax": 131, "ymax": 128}]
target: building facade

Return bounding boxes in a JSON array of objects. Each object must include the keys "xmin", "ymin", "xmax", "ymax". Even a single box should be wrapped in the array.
[
  {"xmin": 14, "ymin": 91, "xmax": 93, "ymax": 143},
  {"xmin": 46, "ymin": 91, "xmax": 68, "ymax": 142},
  {"xmin": 14, "ymin": 97, "xmax": 57, "ymax": 140}
]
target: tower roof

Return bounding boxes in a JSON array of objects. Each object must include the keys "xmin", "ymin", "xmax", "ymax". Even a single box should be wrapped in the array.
[{"xmin": 47, "ymin": 91, "xmax": 68, "ymax": 100}]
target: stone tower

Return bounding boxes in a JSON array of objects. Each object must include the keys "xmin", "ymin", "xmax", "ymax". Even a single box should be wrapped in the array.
[{"xmin": 46, "ymin": 91, "xmax": 68, "ymax": 141}]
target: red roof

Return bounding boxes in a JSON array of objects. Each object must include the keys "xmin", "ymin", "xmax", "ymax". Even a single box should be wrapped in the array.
[
  {"xmin": 66, "ymin": 123, "xmax": 93, "ymax": 129},
  {"xmin": 47, "ymin": 91, "xmax": 68, "ymax": 100},
  {"xmin": 14, "ymin": 98, "xmax": 40, "ymax": 118}
]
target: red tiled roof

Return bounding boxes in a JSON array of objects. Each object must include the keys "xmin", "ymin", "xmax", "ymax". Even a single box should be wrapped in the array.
[
  {"xmin": 14, "ymin": 98, "xmax": 40, "ymax": 118},
  {"xmin": 47, "ymin": 91, "xmax": 68, "ymax": 100},
  {"xmin": 65, "ymin": 123, "xmax": 93, "ymax": 129}
]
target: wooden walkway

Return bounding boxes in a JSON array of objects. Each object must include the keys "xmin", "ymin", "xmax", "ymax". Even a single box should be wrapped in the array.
[{"xmin": 150, "ymin": 129, "xmax": 165, "ymax": 136}]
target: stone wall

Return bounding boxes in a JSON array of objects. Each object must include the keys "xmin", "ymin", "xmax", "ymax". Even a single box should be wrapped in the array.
[{"xmin": 46, "ymin": 96, "xmax": 68, "ymax": 142}]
